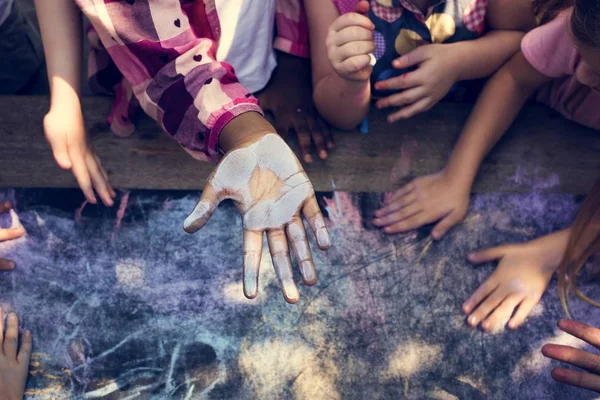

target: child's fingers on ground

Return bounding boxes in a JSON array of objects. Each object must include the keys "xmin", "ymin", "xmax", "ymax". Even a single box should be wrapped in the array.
[
  {"xmin": 183, "ymin": 183, "xmax": 220, "ymax": 233},
  {"xmin": 331, "ymin": 12, "xmax": 374, "ymax": 33},
  {"xmin": 558, "ymin": 319, "xmax": 600, "ymax": 349},
  {"xmin": 316, "ymin": 118, "xmax": 334, "ymax": 149},
  {"xmin": 543, "ymin": 344, "xmax": 600, "ymax": 373},
  {"xmin": 462, "ymin": 280, "xmax": 498, "ymax": 314},
  {"xmin": 267, "ymin": 228, "xmax": 299, "ymax": 304},
  {"xmin": 303, "ymin": 196, "xmax": 331, "ymax": 250},
  {"xmin": 94, "ymin": 155, "xmax": 116, "ymax": 199},
  {"xmin": 388, "ymin": 98, "xmax": 433, "ymax": 122},
  {"xmin": 375, "ymin": 192, "xmax": 418, "ymax": 217},
  {"xmin": 467, "ymin": 289, "xmax": 507, "ymax": 328},
  {"xmin": 86, "ymin": 156, "xmax": 114, "ymax": 207},
  {"xmin": 307, "ymin": 118, "xmax": 327, "ymax": 160},
  {"xmin": 508, "ymin": 296, "xmax": 539, "ymax": 329},
  {"xmin": 481, "ymin": 293, "xmax": 524, "ymax": 332},
  {"xmin": 4, "ymin": 313, "xmax": 19, "ymax": 360},
  {"xmin": 293, "ymin": 125, "xmax": 314, "ymax": 163},
  {"xmin": 551, "ymin": 367, "xmax": 600, "ymax": 392},
  {"xmin": 381, "ymin": 211, "xmax": 427, "ymax": 234},
  {"xmin": 0, "ymin": 201, "xmax": 12, "ymax": 214},
  {"xmin": 468, "ymin": 246, "xmax": 509, "ymax": 264},
  {"xmin": 334, "ymin": 26, "xmax": 374, "ymax": 46},
  {"xmin": 0, "ymin": 259, "xmax": 15, "ymax": 271},
  {"xmin": 432, "ymin": 210, "xmax": 463, "ymax": 239},
  {"xmin": 286, "ymin": 218, "xmax": 317, "ymax": 286},
  {"xmin": 390, "ymin": 182, "xmax": 417, "ymax": 202},
  {"xmin": 242, "ymin": 230, "xmax": 263, "ymax": 299},
  {"xmin": 373, "ymin": 203, "xmax": 422, "ymax": 227},
  {"xmin": 376, "ymin": 87, "xmax": 426, "ymax": 109},
  {"xmin": 0, "ymin": 227, "xmax": 25, "ymax": 242},
  {"xmin": 69, "ymin": 150, "xmax": 97, "ymax": 204},
  {"xmin": 17, "ymin": 330, "xmax": 32, "ymax": 366},
  {"xmin": 338, "ymin": 55, "xmax": 371, "ymax": 75}
]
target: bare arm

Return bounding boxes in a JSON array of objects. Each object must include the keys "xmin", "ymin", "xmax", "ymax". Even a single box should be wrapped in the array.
[
  {"xmin": 452, "ymin": 30, "xmax": 525, "ymax": 81},
  {"xmin": 304, "ymin": 0, "xmax": 371, "ymax": 130},
  {"xmin": 34, "ymin": 0, "xmax": 116, "ymax": 206},
  {"xmin": 445, "ymin": 51, "xmax": 551, "ymax": 188},
  {"xmin": 34, "ymin": 0, "xmax": 82, "ymax": 109}
]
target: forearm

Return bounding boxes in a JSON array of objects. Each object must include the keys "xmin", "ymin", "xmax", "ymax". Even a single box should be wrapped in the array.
[
  {"xmin": 34, "ymin": 0, "xmax": 83, "ymax": 109},
  {"xmin": 453, "ymin": 31, "xmax": 524, "ymax": 82},
  {"xmin": 445, "ymin": 57, "xmax": 545, "ymax": 187},
  {"xmin": 313, "ymin": 73, "xmax": 370, "ymax": 130}
]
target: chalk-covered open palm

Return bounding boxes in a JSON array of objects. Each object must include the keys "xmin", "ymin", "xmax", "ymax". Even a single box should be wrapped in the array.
[{"xmin": 184, "ymin": 134, "xmax": 331, "ymax": 303}]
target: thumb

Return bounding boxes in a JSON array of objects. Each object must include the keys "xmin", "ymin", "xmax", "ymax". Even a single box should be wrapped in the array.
[
  {"xmin": 183, "ymin": 182, "xmax": 221, "ymax": 233},
  {"xmin": 431, "ymin": 211, "xmax": 462, "ymax": 240},
  {"xmin": 354, "ymin": 0, "xmax": 370, "ymax": 15},
  {"xmin": 468, "ymin": 245, "xmax": 509, "ymax": 264},
  {"xmin": 393, "ymin": 45, "xmax": 430, "ymax": 70}
]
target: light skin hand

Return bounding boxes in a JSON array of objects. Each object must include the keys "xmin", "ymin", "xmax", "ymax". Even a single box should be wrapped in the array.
[
  {"xmin": 463, "ymin": 229, "xmax": 570, "ymax": 331},
  {"xmin": 375, "ymin": 44, "xmax": 461, "ymax": 122},
  {"xmin": 542, "ymin": 319, "xmax": 600, "ymax": 393},
  {"xmin": 0, "ymin": 202, "xmax": 26, "ymax": 271},
  {"xmin": 373, "ymin": 170, "xmax": 470, "ymax": 238},
  {"xmin": 326, "ymin": 0, "xmax": 374, "ymax": 82},
  {"xmin": 35, "ymin": 0, "xmax": 115, "ymax": 207},
  {"xmin": 184, "ymin": 113, "xmax": 331, "ymax": 304},
  {"xmin": 0, "ymin": 310, "xmax": 32, "ymax": 400},
  {"xmin": 44, "ymin": 103, "xmax": 116, "ymax": 207}
]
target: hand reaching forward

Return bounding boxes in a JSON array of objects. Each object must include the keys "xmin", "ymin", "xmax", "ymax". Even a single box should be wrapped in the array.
[
  {"xmin": 543, "ymin": 320, "xmax": 600, "ymax": 393},
  {"xmin": 183, "ymin": 134, "xmax": 331, "ymax": 303}
]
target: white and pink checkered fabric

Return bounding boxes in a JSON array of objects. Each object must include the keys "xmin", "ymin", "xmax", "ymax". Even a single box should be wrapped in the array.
[
  {"xmin": 371, "ymin": 1, "xmax": 403, "ymax": 22},
  {"xmin": 463, "ymin": 0, "xmax": 487, "ymax": 34}
]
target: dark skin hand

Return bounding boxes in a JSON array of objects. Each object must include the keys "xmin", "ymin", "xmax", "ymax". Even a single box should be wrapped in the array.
[
  {"xmin": 0, "ymin": 202, "xmax": 25, "ymax": 271},
  {"xmin": 257, "ymin": 51, "xmax": 334, "ymax": 164},
  {"xmin": 542, "ymin": 319, "xmax": 600, "ymax": 393}
]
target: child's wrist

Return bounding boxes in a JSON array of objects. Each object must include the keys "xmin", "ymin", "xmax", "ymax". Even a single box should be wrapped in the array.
[{"xmin": 219, "ymin": 112, "xmax": 274, "ymax": 152}]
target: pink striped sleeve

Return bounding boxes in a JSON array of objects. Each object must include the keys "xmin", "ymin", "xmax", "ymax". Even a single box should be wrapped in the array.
[
  {"xmin": 75, "ymin": 0, "xmax": 262, "ymax": 163},
  {"xmin": 274, "ymin": 0, "xmax": 310, "ymax": 58}
]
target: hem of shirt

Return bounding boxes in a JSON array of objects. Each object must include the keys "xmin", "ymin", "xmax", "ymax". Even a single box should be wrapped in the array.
[
  {"xmin": 208, "ymin": 103, "xmax": 265, "ymax": 161},
  {"xmin": 274, "ymin": 37, "xmax": 309, "ymax": 59}
]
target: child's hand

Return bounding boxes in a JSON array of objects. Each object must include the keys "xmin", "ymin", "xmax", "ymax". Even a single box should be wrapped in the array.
[
  {"xmin": 0, "ymin": 311, "xmax": 32, "ymax": 400},
  {"xmin": 373, "ymin": 170, "xmax": 470, "ymax": 238},
  {"xmin": 326, "ymin": 0, "xmax": 375, "ymax": 82},
  {"xmin": 44, "ymin": 105, "xmax": 115, "ymax": 206},
  {"xmin": 375, "ymin": 44, "xmax": 460, "ymax": 122},
  {"xmin": 257, "ymin": 53, "xmax": 334, "ymax": 163},
  {"xmin": 463, "ymin": 230, "xmax": 569, "ymax": 332},
  {"xmin": 183, "ymin": 133, "xmax": 331, "ymax": 304},
  {"xmin": 0, "ymin": 202, "xmax": 26, "ymax": 271},
  {"xmin": 542, "ymin": 319, "xmax": 600, "ymax": 393}
]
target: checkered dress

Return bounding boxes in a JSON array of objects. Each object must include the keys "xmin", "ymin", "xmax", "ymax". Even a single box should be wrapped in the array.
[
  {"xmin": 333, "ymin": 0, "xmax": 488, "ymax": 99},
  {"xmin": 77, "ymin": 0, "xmax": 309, "ymax": 162}
]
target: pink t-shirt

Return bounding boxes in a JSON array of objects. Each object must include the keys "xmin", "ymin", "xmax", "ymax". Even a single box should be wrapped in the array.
[{"xmin": 521, "ymin": 9, "xmax": 600, "ymax": 130}]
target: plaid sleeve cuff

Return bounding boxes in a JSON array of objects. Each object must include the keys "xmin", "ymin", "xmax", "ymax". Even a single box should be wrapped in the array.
[{"xmin": 206, "ymin": 102, "xmax": 265, "ymax": 162}]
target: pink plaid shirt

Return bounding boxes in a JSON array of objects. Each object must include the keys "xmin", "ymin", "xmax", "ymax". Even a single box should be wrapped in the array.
[{"xmin": 77, "ymin": 0, "xmax": 309, "ymax": 162}]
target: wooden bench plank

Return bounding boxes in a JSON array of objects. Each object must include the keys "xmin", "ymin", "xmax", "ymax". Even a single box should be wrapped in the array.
[{"xmin": 0, "ymin": 96, "xmax": 598, "ymax": 193}]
